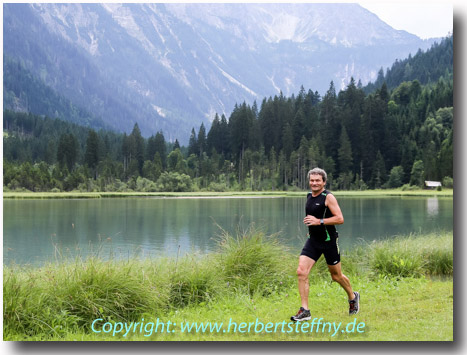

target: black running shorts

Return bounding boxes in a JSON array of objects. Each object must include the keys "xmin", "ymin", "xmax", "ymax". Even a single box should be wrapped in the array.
[{"xmin": 300, "ymin": 236, "xmax": 341, "ymax": 265}]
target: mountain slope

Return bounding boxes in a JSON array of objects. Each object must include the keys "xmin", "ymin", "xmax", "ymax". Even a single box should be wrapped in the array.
[
  {"xmin": 3, "ymin": 3, "xmax": 439, "ymax": 142},
  {"xmin": 363, "ymin": 36, "xmax": 453, "ymax": 93}
]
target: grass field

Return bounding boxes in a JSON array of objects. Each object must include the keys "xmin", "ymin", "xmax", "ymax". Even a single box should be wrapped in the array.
[
  {"xmin": 3, "ymin": 230, "xmax": 453, "ymax": 341},
  {"xmin": 2, "ymin": 188, "xmax": 454, "ymax": 199}
]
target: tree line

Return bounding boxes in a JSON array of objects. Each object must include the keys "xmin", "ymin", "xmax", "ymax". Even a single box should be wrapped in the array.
[
  {"xmin": 3, "ymin": 38, "xmax": 453, "ymax": 193},
  {"xmin": 3, "ymin": 75, "xmax": 452, "ymax": 193}
]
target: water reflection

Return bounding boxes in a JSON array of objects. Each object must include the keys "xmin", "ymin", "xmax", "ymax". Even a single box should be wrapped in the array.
[
  {"xmin": 3, "ymin": 196, "xmax": 453, "ymax": 266},
  {"xmin": 426, "ymin": 198, "xmax": 439, "ymax": 217}
]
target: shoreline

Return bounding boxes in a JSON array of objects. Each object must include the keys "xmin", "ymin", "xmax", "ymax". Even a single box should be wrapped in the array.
[{"xmin": 2, "ymin": 189, "xmax": 454, "ymax": 199}]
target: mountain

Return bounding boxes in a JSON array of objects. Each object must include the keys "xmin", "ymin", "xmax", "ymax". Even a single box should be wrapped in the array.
[{"xmin": 3, "ymin": 3, "xmax": 439, "ymax": 143}]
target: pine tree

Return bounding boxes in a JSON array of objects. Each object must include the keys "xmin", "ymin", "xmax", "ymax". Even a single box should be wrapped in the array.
[
  {"xmin": 410, "ymin": 160, "xmax": 425, "ymax": 187},
  {"xmin": 146, "ymin": 135, "xmax": 157, "ymax": 161},
  {"xmin": 282, "ymin": 123, "xmax": 294, "ymax": 160},
  {"xmin": 337, "ymin": 126, "xmax": 353, "ymax": 174},
  {"xmin": 198, "ymin": 123, "xmax": 207, "ymax": 157},
  {"xmin": 188, "ymin": 128, "xmax": 198, "ymax": 157},
  {"xmin": 84, "ymin": 129, "xmax": 100, "ymax": 179},
  {"xmin": 219, "ymin": 114, "xmax": 230, "ymax": 157},
  {"xmin": 129, "ymin": 123, "xmax": 144, "ymax": 176},
  {"xmin": 154, "ymin": 131, "xmax": 167, "ymax": 169},
  {"xmin": 173, "ymin": 139, "xmax": 181, "ymax": 151},
  {"xmin": 292, "ymin": 108, "xmax": 306, "ymax": 149},
  {"xmin": 371, "ymin": 151, "xmax": 386, "ymax": 189},
  {"xmin": 57, "ymin": 133, "xmax": 78, "ymax": 172},
  {"xmin": 207, "ymin": 114, "xmax": 220, "ymax": 155},
  {"xmin": 321, "ymin": 81, "xmax": 339, "ymax": 162}
]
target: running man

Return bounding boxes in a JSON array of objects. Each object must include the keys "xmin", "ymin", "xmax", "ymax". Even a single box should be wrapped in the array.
[{"xmin": 291, "ymin": 167, "xmax": 359, "ymax": 321}]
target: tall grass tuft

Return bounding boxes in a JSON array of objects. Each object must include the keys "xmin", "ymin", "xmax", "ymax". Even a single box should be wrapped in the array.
[
  {"xmin": 3, "ymin": 258, "xmax": 169, "ymax": 338},
  {"xmin": 215, "ymin": 225, "xmax": 294, "ymax": 295},
  {"xmin": 167, "ymin": 255, "xmax": 217, "ymax": 308},
  {"xmin": 368, "ymin": 232, "xmax": 453, "ymax": 278},
  {"xmin": 55, "ymin": 258, "xmax": 164, "ymax": 326}
]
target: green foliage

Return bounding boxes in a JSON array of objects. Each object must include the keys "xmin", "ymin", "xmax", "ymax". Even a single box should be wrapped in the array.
[
  {"xmin": 442, "ymin": 176, "xmax": 453, "ymax": 188},
  {"xmin": 156, "ymin": 172, "xmax": 192, "ymax": 192},
  {"xmin": 410, "ymin": 160, "xmax": 425, "ymax": 187},
  {"xmin": 400, "ymin": 184, "xmax": 421, "ymax": 191},
  {"xmin": 364, "ymin": 36, "xmax": 453, "ymax": 93},
  {"xmin": 337, "ymin": 126, "xmax": 353, "ymax": 173},
  {"xmin": 167, "ymin": 149, "xmax": 186, "ymax": 174},
  {"xmin": 135, "ymin": 177, "xmax": 157, "ymax": 192},
  {"xmin": 57, "ymin": 133, "xmax": 78, "ymax": 171},
  {"xmin": 84, "ymin": 129, "xmax": 101, "ymax": 180},
  {"xmin": 386, "ymin": 166, "xmax": 404, "ymax": 188}
]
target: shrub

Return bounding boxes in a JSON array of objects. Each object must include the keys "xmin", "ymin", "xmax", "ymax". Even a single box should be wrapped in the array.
[
  {"xmin": 208, "ymin": 181, "xmax": 229, "ymax": 192},
  {"xmin": 442, "ymin": 176, "xmax": 453, "ymax": 188},
  {"xmin": 386, "ymin": 166, "xmax": 404, "ymax": 188},
  {"xmin": 156, "ymin": 172, "xmax": 193, "ymax": 192},
  {"xmin": 135, "ymin": 176, "xmax": 158, "ymax": 192},
  {"xmin": 401, "ymin": 184, "xmax": 421, "ymax": 191}
]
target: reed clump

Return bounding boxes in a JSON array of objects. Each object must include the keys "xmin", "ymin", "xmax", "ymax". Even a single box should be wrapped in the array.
[
  {"xmin": 215, "ymin": 225, "xmax": 294, "ymax": 296},
  {"xmin": 367, "ymin": 232, "xmax": 453, "ymax": 278}
]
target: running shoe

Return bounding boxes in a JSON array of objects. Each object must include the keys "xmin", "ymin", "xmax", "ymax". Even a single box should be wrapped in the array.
[
  {"xmin": 349, "ymin": 291, "xmax": 360, "ymax": 315},
  {"xmin": 291, "ymin": 307, "xmax": 311, "ymax": 321}
]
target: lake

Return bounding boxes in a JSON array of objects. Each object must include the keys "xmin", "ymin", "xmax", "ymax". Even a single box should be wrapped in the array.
[{"xmin": 3, "ymin": 196, "xmax": 453, "ymax": 266}]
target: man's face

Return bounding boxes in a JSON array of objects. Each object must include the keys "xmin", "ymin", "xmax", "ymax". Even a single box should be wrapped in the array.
[{"xmin": 309, "ymin": 174, "xmax": 325, "ymax": 191}]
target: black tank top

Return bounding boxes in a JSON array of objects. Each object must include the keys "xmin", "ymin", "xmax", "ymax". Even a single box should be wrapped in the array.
[{"xmin": 305, "ymin": 189, "xmax": 338, "ymax": 243}]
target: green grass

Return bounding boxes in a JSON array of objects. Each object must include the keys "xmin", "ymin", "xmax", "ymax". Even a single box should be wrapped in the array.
[
  {"xmin": 3, "ymin": 191, "xmax": 103, "ymax": 199},
  {"xmin": 367, "ymin": 233, "xmax": 453, "ymax": 277},
  {"xmin": 3, "ymin": 230, "xmax": 453, "ymax": 341},
  {"xmin": 3, "ymin": 188, "xmax": 453, "ymax": 199}
]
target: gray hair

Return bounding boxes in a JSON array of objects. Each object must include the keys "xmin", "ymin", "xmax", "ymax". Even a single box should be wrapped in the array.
[{"xmin": 307, "ymin": 167, "xmax": 327, "ymax": 182}]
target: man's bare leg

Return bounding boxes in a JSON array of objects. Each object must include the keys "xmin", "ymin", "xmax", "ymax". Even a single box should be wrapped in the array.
[{"xmin": 297, "ymin": 255, "xmax": 316, "ymax": 309}]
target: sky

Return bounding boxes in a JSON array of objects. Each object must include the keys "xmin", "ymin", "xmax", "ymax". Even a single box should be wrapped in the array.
[
  {"xmin": 358, "ymin": 1, "xmax": 453, "ymax": 39},
  {"xmin": 0, "ymin": 0, "xmax": 455, "ymax": 40}
]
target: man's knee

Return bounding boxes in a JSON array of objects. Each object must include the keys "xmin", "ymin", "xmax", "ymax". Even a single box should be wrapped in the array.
[
  {"xmin": 297, "ymin": 265, "xmax": 309, "ymax": 279},
  {"xmin": 330, "ymin": 271, "xmax": 342, "ymax": 282}
]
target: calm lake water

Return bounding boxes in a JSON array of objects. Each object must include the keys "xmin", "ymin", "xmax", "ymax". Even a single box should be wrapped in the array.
[{"xmin": 3, "ymin": 196, "xmax": 453, "ymax": 266}]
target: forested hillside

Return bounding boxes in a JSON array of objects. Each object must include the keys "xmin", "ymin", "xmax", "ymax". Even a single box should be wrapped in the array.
[
  {"xmin": 3, "ymin": 37, "xmax": 453, "ymax": 192},
  {"xmin": 3, "ymin": 55, "xmax": 108, "ymax": 130},
  {"xmin": 364, "ymin": 36, "xmax": 453, "ymax": 93}
]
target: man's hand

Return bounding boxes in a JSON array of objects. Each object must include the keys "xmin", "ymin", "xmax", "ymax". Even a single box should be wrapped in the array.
[{"xmin": 304, "ymin": 215, "xmax": 320, "ymax": 226}]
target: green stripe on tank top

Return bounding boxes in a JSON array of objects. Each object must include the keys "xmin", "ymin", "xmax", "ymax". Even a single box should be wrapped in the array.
[
  {"xmin": 325, "ymin": 228, "xmax": 331, "ymax": 241},
  {"xmin": 322, "ymin": 191, "xmax": 330, "ymax": 241}
]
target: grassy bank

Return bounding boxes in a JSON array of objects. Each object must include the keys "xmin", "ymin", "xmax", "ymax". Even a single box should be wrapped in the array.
[
  {"xmin": 3, "ymin": 230, "xmax": 453, "ymax": 341},
  {"xmin": 3, "ymin": 188, "xmax": 453, "ymax": 199}
]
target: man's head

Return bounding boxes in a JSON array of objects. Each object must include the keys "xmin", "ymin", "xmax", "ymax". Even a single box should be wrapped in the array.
[
  {"xmin": 307, "ymin": 167, "xmax": 327, "ymax": 192},
  {"xmin": 307, "ymin": 168, "xmax": 327, "ymax": 183}
]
